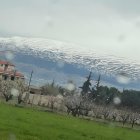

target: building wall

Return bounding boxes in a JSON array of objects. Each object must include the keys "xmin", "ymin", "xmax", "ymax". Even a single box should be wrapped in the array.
[
  {"xmin": 0, "ymin": 73, "xmax": 24, "ymax": 81},
  {"xmin": 0, "ymin": 64, "xmax": 15, "ymax": 71},
  {"xmin": 7, "ymin": 65, "xmax": 15, "ymax": 71},
  {"xmin": 22, "ymin": 93, "xmax": 65, "ymax": 111},
  {"xmin": 0, "ymin": 64, "xmax": 5, "ymax": 70}
]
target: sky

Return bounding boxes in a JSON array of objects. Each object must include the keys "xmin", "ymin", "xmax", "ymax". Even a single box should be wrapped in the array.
[{"xmin": 0, "ymin": 0, "xmax": 140, "ymax": 61}]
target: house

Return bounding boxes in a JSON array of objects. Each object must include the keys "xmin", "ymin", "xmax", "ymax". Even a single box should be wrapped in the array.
[
  {"xmin": 0, "ymin": 60, "xmax": 24, "ymax": 80},
  {"xmin": 29, "ymin": 85, "xmax": 41, "ymax": 95}
]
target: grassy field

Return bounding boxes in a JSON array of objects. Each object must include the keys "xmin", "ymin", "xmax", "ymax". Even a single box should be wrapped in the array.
[{"xmin": 0, "ymin": 103, "xmax": 139, "ymax": 140}]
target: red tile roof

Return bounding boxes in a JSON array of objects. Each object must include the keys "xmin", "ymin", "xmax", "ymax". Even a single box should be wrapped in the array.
[
  {"xmin": 14, "ymin": 72, "xmax": 24, "ymax": 78},
  {"xmin": 0, "ymin": 60, "xmax": 15, "ymax": 66},
  {"xmin": 0, "ymin": 60, "xmax": 24, "ymax": 79}
]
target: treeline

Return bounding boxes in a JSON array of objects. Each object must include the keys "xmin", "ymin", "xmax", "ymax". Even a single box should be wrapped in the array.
[
  {"xmin": 90, "ymin": 86, "xmax": 140, "ymax": 109},
  {"xmin": 41, "ymin": 72, "xmax": 140, "ymax": 111},
  {"xmin": 39, "ymin": 74, "xmax": 140, "ymax": 128},
  {"xmin": 79, "ymin": 72, "xmax": 140, "ymax": 110}
]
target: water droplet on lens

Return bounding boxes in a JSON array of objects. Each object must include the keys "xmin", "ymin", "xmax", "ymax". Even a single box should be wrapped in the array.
[
  {"xmin": 44, "ymin": 16, "xmax": 54, "ymax": 27},
  {"xmin": 66, "ymin": 82, "xmax": 75, "ymax": 91},
  {"xmin": 9, "ymin": 133, "xmax": 16, "ymax": 140},
  {"xmin": 11, "ymin": 88, "xmax": 19, "ymax": 97},
  {"xmin": 5, "ymin": 51, "xmax": 15, "ymax": 60},
  {"xmin": 56, "ymin": 94, "xmax": 63, "ymax": 99},
  {"xmin": 113, "ymin": 97, "xmax": 121, "ymax": 105},
  {"xmin": 116, "ymin": 73, "xmax": 130, "ymax": 84},
  {"xmin": 118, "ymin": 35, "xmax": 125, "ymax": 42},
  {"xmin": 57, "ymin": 61, "xmax": 65, "ymax": 68}
]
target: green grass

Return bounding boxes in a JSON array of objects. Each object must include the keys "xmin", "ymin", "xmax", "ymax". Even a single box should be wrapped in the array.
[{"xmin": 0, "ymin": 103, "xmax": 139, "ymax": 140}]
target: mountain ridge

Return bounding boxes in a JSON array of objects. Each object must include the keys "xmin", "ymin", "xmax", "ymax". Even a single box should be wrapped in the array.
[{"xmin": 0, "ymin": 36, "xmax": 139, "ymax": 89}]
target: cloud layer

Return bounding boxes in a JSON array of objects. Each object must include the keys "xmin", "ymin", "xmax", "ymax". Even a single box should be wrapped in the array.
[{"xmin": 0, "ymin": 0, "xmax": 140, "ymax": 61}]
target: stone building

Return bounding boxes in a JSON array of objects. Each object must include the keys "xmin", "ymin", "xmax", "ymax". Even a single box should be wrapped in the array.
[{"xmin": 0, "ymin": 60, "xmax": 24, "ymax": 80}]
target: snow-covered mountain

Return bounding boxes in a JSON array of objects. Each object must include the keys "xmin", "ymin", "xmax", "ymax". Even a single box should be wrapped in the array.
[{"xmin": 0, "ymin": 36, "xmax": 139, "ymax": 89}]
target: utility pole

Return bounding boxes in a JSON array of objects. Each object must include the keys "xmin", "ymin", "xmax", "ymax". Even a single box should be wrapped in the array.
[{"xmin": 28, "ymin": 70, "xmax": 33, "ymax": 91}]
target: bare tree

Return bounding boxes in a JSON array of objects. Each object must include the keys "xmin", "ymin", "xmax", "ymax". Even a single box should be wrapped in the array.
[
  {"xmin": 119, "ymin": 111, "xmax": 130, "ymax": 126},
  {"xmin": 0, "ymin": 78, "xmax": 28, "ymax": 103},
  {"xmin": 93, "ymin": 106, "xmax": 102, "ymax": 119},
  {"xmin": 64, "ymin": 94, "xmax": 82, "ymax": 117},
  {"xmin": 111, "ymin": 111, "xmax": 118, "ymax": 121},
  {"xmin": 0, "ymin": 80, "xmax": 13, "ymax": 102},
  {"xmin": 129, "ymin": 113, "xmax": 140, "ymax": 128},
  {"xmin": 41, "ymin": 83, "xmax": 60, "ymax": 96},
  {"xmin": 64, "ymin": 94, "xmax": 92, "ymax": 117},
  {"xmin": 102, "ymin": 108, "xmax": 110, "ymax": 120},
  {"xmin": 77, "ymin": 99, "xmax": 92, "ymax": 117},
  {"xmin": 47, "ymin": 96, "xmax": 57, "ymax": 111},
  {"xmin": 16, "ymin": 80, "xmax": 27, "ymax": 104}
]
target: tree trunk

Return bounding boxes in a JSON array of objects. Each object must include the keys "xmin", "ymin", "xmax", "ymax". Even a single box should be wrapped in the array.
[{"xmin": 132, "ymin": 121, "xmax": 135, "ymax": 128}]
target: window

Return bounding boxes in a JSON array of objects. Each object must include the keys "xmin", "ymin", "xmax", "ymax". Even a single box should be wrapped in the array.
[
  {"xmin": 3, "ymin": 75, "xmax": 8, "ymax": 80},
  {"xmin": 11, "ymin": 76, "xmax": 15, "ymax": 81}
]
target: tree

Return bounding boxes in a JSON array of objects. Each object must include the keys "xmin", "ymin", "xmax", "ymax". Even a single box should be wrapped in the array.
[
  {"xmin": 64, "ymin": 94, "xmax": 92, "ymax": 117},
  {"xmin": 129, "ymin": 113, "xmax": 140, "ymax": 128},
  {"xmin": 78, "ymin": 98, "xmax": 92, "ymax": 117},
  {"xmin": 102, "ymin": 107, "xmax": 110, "ymax": 120},
  {"xmin": 92, "ymin": 75, "xmax": 103, "ymax": 103},
  {"xmin": 93, "ymin": 106, "xmax": 102, "ymax": 119},
  {"xmin": 16, "ymin": 80, "xmax": 27, "ymax": 104},
  {"xmin": 121, "ymin": 90, "xmax": 140, "ymax": 109},
  {"xmin": 0, "ymin": 78, "xmax": 27, "ymax": 103},
  {"xmin": 47, "ymin": 96, "xmax": 57, "ymax": 111},
  {"xmin": 119, "ymin": 111, "xmax": 130, "ymax": 126},
  {"xmin": 41, "ymin": 83, "xmax": 61, "ymax": 96},
  {"xmin": 80, "ymin": 72, "xmax": 92, "ymax": 96},
  {"xmin": 0, "ymin": 79, "xmax": 13, "ymax": 102},
  {"xmin": 65, "ymin": 94, "xmax": 82, "ymax": 117},
  {"xmin": 111, "ymin": 111, "xmax": 117, "ymax": 121}
]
